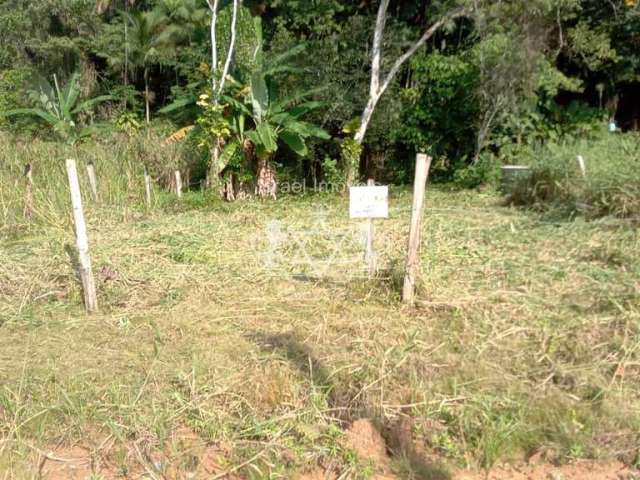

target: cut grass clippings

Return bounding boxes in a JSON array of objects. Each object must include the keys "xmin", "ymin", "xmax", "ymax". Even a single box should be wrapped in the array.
[{"xmin": 0, "ymin": 186, "xmax": 639, "ymax": 479}]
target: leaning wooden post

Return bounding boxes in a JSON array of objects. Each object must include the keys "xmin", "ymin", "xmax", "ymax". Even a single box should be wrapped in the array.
[
  {"xmin": 402, "ymin": 153, "xmax": 432, "ymax": 305},
  {"xmin": 365, "ymin": 178, "xmax": 377, "ymax": 277},
  {"xmin": 175, "ymin": 170, "xmax": 182, "ymax": 198},
  {"xmin": 86, "ymin": 161, "xmax": 98, "ymax": 201},
  {"xmin": 23, "ymin": 163, "xmax": 34, "ymax": 219},
  {"xmin": 144, "ymin": 168, "xmax": 152, "ymax": 208},
  {"xmin": 576, "ymin": 155, "xmax": 586, "ymax": 178},
  {"xmin": 66, "ymin": 159, "xmax": 98, "ymax": 313}
]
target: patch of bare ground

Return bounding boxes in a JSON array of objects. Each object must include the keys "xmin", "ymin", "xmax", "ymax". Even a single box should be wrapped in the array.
[
  {"xmin": 37, "ymin": 431, "xmax": 640, "ymax": 480},
  {"xmin": 39, "ymin": 432, "xmax": 240, "ymax": 480},
  {"xmin": 344, "ymin": 419, "xmax": 398, "ymax": 479},
  {"xmin": 454, "ymin": 460, "xmax": 638, "ymax": 480},
  {"xmin": 342, "ymin": 419, "xmax": 639, "ymax": 480},
  {"xmin": 295, "ymin": 467, "xmax": 337, "ymax": 480},
  {"xmin": 39, "ymin": 447, "xmax": 95, "ymax": 480}
]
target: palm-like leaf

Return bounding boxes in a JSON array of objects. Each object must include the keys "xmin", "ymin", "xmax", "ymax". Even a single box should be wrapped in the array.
[
  {"xmin": 73, "ymin": 95, "xmax": 115, "ymax": 114},
  {"xmin": 256, "ymin": 122, "xmax": 278, "ymax": 153},
  {"xmin": 0, "ymin": 108, "xmax": 60, "ymax": 125},
  {"xmin": 250, "ymin": 73, "xmax": 269, "ymax": 121},
  {"xmin": 263, "ymin": 43, "xmax": 307, "ymax": 75},
  {"xmin": 219, "ymin": 140, "xmax": 240, "ymax": 171},
  {"xmin": 280, "ymin": 130, "xmax": 307, "ymax": 156},
  {"xmin": 0, "ymin": 73, "xmax": 113, "ymax": 144}
]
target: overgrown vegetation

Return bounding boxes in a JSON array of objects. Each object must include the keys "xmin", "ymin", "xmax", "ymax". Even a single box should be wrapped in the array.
[
  {"xmin": 1, "ymin": 0, "xmax": 640, "ymax": 193},
  {"xmin": 506, "ymin": 130, "xmax": 640, "ymax": 219}
]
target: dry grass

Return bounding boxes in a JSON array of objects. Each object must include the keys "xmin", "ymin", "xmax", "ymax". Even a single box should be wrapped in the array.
[{"xmin": 0, "ymin": 182, "xmax": 639, "ymax": 478}]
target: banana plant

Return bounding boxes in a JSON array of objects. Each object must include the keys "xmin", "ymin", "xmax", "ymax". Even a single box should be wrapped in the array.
[
  {"xmin": 221, "ymin": 73, "xmax": 329, "ymax": 197},
  {"xmin": 1, "ymin": 73, "xmax": 113, "ymax": 145}
]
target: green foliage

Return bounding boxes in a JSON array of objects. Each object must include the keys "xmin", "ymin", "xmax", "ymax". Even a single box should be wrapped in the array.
[
  {"xmin": 0, "ymin": 0, "xmax": 101, "ymax": 72},
  {"xmin": 494, "ymin": 101, "xmax": 606, "ymax": 165},
  {"xmin": 216, "ymin": 4, "xmax": 260, "ymax": 75},
  {"xmin": 2, "ymin": 0, "xmax": 640, "ymax": 187},
  {"xmin": 0, "ymin": 72, "xmax": 113, "ymax": 145},
  {"xmin": 115, "ymin": 111, "xmax": 143, "ymax": 136},
  {"xmin": 567, "ymin": 22, "xmax": 619, "ymax": 72},
  {"xmin": 508, "ymin": 131, "xmax": 640, "ymax": 218},
  {"xmin": 321, "ymin": 156, "xmax": 344, "ymax": 186},
  {"xmin": 217, "ymin": 40, "xmax": 329, "ymax": 176},
  {"xmin": 0, "ymin": 67, "xmax": 35, "ymax": 134},
  {"xmin": 398, "ymin": 52, "xmax": 478, "ymax": 173},
  {"xmin": 196, "ymin": 95, "xmax": 231, "ymax": 142},
  {"xmin": 339, "ymin": 138, "xmax": 362, "ymax": 184},
  {"xmin": 452, "ymin": 155, "xmax": 500, "ymax": 189}
]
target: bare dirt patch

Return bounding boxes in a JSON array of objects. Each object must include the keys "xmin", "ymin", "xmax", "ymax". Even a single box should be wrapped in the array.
[
  {"xmin": 454, "ymin": 460, "xmax": 638, "ymax": 480},
  {"xmin": 39, "ymin": 447, "xmax": 97, "ymax": 480},
  {"xmin": 296, "ymin": 467, "xmax": 338, "ymax": 480},
  {"xmin": 38, "ymin": 436, "xmax": 240, "ymax": 480},
  {"xmin": 344, "ymin": 419, "xmax": 399, "ymax": 479},
  {"xmin": 345, "ymin": 419, "xmax": 390, "ymax": 467}
]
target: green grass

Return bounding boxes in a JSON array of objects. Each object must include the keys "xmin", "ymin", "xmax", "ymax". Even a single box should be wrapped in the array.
[
  {"xmin": 507, "ymin": 131, "xmax": 640, "ymax": 219},
  {"xmin": 1, "ymin": 176, "xmax": 639, "ymax": 478}
]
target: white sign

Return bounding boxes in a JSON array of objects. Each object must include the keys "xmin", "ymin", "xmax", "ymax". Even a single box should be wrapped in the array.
[{"xmin": 349, "ymin": 186, "xmax": 389, "ymax": 219}]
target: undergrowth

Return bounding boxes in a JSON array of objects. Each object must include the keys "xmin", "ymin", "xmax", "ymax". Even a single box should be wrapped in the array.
[
  {"xmin": 507, "ymin": 130, "xmax": 640, "ymax": 219},
  {"xmin": 0, "ymin": 182, "xmax": 639, "ymax": 478}
]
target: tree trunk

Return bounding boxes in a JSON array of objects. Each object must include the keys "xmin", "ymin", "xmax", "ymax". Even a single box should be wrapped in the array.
[
  {"xmin": 144, "ymin": 67, "xmax": 150, "ymax": 124},
  {"xmin": 217, "ymin": 0, "xmax": 239, "ymax": 97},
  {"xmin": 354, "ymin": 94, "xmax": 380, "ymax": 144},
  {"xmin": 354, "ymin": 4, "xmax": 468, "ymax": 146},
  {"xmin": 124, "ymin": 1, "xmax": 129, "ymax": 109},
  {"xmin": 256, "ymin": 155, "xmax": 277, "ymax": 199},
  {"xmin": 208, "ymin": 140, "xmax": 221, "ymax": 189},
  {"xmin": 207, "ymin": 0, "xmax": 220, "ymax": 94}
]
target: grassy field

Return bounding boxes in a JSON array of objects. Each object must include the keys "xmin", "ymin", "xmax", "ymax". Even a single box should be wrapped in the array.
[{"xmin": 1, "ymin": 182, "xmax": 639, "ymax": 479}]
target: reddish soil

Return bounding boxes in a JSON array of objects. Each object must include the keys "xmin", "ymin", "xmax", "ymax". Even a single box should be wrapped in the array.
[
  {"xmin": 454, "ymin": 461, "xmax": 638, "ymax": 480},
  {"xmin": 39, "ymin": 447, "xmax": 94, "ymax": 480},
  {"xmin": 296, "ymin": 467, "xmax": 338, "ymax": 480},
  {"xmin": 38, "ymin": 422, "xmax": 639, "ymax": 480},
  {"xmin": 343, "ymin": 418, "xmax": 398, "ymax": 480}
]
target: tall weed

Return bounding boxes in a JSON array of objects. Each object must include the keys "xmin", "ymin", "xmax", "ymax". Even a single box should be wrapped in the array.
[
  {"xmin": 0, "ymin": 130, "xmax": 205, "ymax": 231},
  {"xmin": 508, "ymin": 131, "xmax": 640, "ymax": 218}
]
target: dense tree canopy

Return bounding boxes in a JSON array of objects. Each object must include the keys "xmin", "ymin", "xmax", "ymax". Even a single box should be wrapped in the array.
[{"xmin": 1, "ymin": 0, "xmax": 639, "ymax": 186}]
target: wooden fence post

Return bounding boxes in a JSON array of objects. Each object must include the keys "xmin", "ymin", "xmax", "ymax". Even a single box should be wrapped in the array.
[
  {"xmin": 24, "ymin": 163, "xmax": 34, "ymax": 219},
  {"xmin": 365, "ymin": 178, "xmax": 377, "ymax": 277},
  {"xmin": 66, "ymin": 159, "xmax": 98, "ymax": 313},
  {"xmin": 86, "ymin": 161, "xmax": 98, "ymax": 201},
  {"xmin": 577, "ymin": 155, "xmax": 586, "ymax": 178},
  {"xmin": 144, "ymin": 168, "xmax": 152, "ymax": 208},
  {"xmin": 402, "ymin": 153, "xmax": 432, "ymax": 305},
  {"xmin": 175, "ymin": 170, "xmax": 182, "ymax": 198}
]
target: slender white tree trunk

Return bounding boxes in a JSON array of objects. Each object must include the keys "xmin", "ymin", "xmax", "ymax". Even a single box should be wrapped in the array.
[
  {"xmin": 205, "ymin": 0, "xmax": 240, "ymax": 191},
  {"xmin": 217, "ymin": 0, "xmax": 239, "ymax": 97},
  {"xmin": 355, "ymin": 3, "xmax": 468, "ymax": 145},
  {"xmin": 355, "ymin": 0, "xmax": 389, "ymax": 144},
  {"xmin": 354, "ymin": 94, "xmax": 380, "ymax": 144},
  {"xmin": 144, "ymin": 68, "xmax": 150, "ymax": 124},
  {"xmin": 207, "ymin": 0, "xmax": 220, "ymax": 95}
]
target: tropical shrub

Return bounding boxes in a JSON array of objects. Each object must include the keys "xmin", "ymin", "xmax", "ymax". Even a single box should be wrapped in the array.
[
  {"xmin": 0, "ymin": 73, "xmax": 112, "ymax": 145},
  {"xmin": 0, "ymin": 67, "xmax": 35, "ymax": 134},
  {"xmin": 398, "ymin": 52, "xmax": 478, "ymax": 176}
]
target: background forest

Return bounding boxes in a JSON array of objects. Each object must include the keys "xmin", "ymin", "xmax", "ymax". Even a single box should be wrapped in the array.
[{"xmin": 1, "ymin": 0, "xmax": 640, "ymax": 197}]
